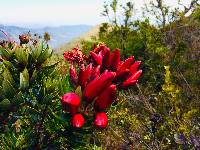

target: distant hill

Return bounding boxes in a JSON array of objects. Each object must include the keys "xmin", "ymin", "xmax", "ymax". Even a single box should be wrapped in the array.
[
  {"xmin": 0, "ymin": 24, "xmax": 93, "ymax": 48},
  {"xmin": 57, "ymin": 25, "xmax": 100, "ymax": 54}
]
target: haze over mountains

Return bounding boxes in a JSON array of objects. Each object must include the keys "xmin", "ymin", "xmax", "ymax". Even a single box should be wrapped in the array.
[{"xmin": 0, "ymin": 24, "xmax": 93, "ymax": 48}]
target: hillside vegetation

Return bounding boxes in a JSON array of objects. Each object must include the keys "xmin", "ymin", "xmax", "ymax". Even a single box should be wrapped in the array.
[
  {"xmin": 0, "ymin": 0, "xmax": 200, "ymax": 149},
  {"xmin": 57, "ymin": 25, "xmax": 100, "ymax": 54}
]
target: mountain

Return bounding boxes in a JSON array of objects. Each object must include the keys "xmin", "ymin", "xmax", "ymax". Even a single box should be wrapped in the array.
[
  {"xmin": 57, "ymin": 25, "xmax": 100, "ymax": 54},
  {"xmin": 0, "ymin": 24, "xmax": 93, "ymax": 48}
]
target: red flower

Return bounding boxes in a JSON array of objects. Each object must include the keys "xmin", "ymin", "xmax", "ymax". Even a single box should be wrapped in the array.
[
  {"xmin": 63, "ymin": 47, "xmax": 87, "ymax": 65},
  {"xmin": 117, "ymin": 56, "xmax": 134, "ymax": 74},
  {"xmin": 121, "ymin": 70, "xmax": 142, "ymax": 87},
  {"xmin": 90, "ymin": 51, "xmax": 102, "ymax": 66},
  {"xmin": 90, "ymin": 65, "xmax": 100, "ymax": 81},
  {"xmin": 71, "ymin": 114, "xmax": 85, "ymax": 128},
  {"xmin": 69, "ymin": 65, "xmax": 78, "ymax": 86},
  {"xmin": 83, "ymin": 71, "xmax": 116, "ymax": 103},
  {"xmin": 93, "ymin": 44, "xmax": 110, "ymax": 55},
  {"xmin": 61, "ymin": 93, "xmax": 80, "ymax": 115},
  {"xmin": 78, "ymin": 63, "xmax": 93, "ymax": 89},
  {"xmin": 102, "ymin": 50, "xmax": 111, "ymax": 70},
  {"xmin": 110, "ymin": 48, "xmax": 120, "ymax": 71},
  {"xmin": 94, "ymin": 112, "xmax": 108, "ymax": 129},
  {"xmin": 95, "ymin": 84, "xmax": 116, "ymax": 110},
  {"xmin": 19, "ymin": 34, "xmax": 29, "ymax": 45},
  {"xmin": 130, "ymin": 61, "xmax": 141, "ymax": 74}
]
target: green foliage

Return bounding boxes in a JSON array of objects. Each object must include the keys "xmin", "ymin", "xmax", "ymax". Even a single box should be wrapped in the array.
[
  {"xmin": 79, "ymin": 0, "xmax": 200, "ymax": 149},
  {"xmin": 1, "ymin": 0, "xmax": 200, "ymax": 149}
]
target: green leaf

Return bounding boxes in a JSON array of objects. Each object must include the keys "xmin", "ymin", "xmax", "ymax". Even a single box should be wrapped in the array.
[
  {"xmin": 15, "ymin": 48, "xmax": 29, "ymax": 66},
  {"xmin": 42, "ymin": 94, "xmax": 53, "ymax": 104},
  {"xmin": 3, "ymin": 60, "xmax": 15, "ymax": 71},
  {"xmin": 58, "ymin": 75, "xmax": 73, "ymax": 95},
  {"xmin": 2, "ymin": 69, "xmax": 16, "ymax": 98},
  {"xmin": 75, "ymin": 86, "xmax": 82, "ymax": 98},
  {"xmin": 0, "ymin": 47, "xmax": 12, "ymax": 60},
  {"xmin": 12, "ymin": 92, "xmax": 24, "ymax": 106},
  {"xmin": 0, "ymin": 99, "xmax": 11, "ymax": 110},
  {"xmin": 20, "ymin": 68, "xmax": 29, "ymax": 90},
  {"xmin": 37, "ymin": 47, "xmax": 52, "ymax": 65},
  {"xmin": 31, "ymin": 42, "xmax": 43, "ymax": 60},
  {"xmin": 0, "ymin": 86, "xmax": 4, "ymax": 99}
]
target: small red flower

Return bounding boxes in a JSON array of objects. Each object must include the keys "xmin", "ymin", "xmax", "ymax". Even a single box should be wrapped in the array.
[
  {"xmin": 63, "ymin": 47, "xmax": 87, "ymax": 65},
  {"xmin": 90, "ymin": 65, "xmax": 101, "ymax": 81},
  {"xmin": 102, "ymin": 50, "xmax": 111, "ymax": 70},
  {"xmin": 71, "ymin": 114, "xmax": 85, "ymax": 128},
  {"xmin": 110, "ymin": 48, "xmax": 120, "ymax": 71},
  {"xmin": 95, "ymin": 84, "xmax": 116, "ymax": 110},
  {"xmin": 83, "ymin": 71, "xmax": 116, "ymax": 103},
  {"xmin": 90, "ymin": 51, "xmax": 102, "ymax": 66},
  {"xmin": 130, "ymin": 61, "xmax": 141, "ymax": 74},
  {"xmin": 94, "ymin": 112, "xmax": 108, "ymax": 129},
  {"xmin": 69, "ymin": 65, "xmax": 78, "ymax": 86},
  {"xmin": 117, "ymin": 56, "xmax": 134, "ymax": 73},
  {"xmin": 19, "ymin": 34, "xmax": 29, "ymax": 45},
  {"xmin": 79, "ymin": 63, "xmax": 93, "ymax": 89},
  {"xmin": 61, "ymin": 93, "xmax": 80, "ymax": 115},
  {"xmin": 121, "ymin": 70, "xmax": 142, "ymax": 87}
]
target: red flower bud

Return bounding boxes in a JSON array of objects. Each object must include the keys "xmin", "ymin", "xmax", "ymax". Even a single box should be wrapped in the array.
[
  {"xmin": 115, "ymin": 69, "xmax": 130, "ymax": 82},
  {"xmin": 69, "ymin": 65, "xmax": 78, "ymax": 85},
  {"xmin": 117, "ymin": 56, "xmax": 134, "ymax": 72},
  {"xmin": 78, "ymin": 64, "xmax": 85, "ymax": 86},
  {"xmin": 94, "ymin": 112, "xmax": 108, "ymax": 129},
  {"xmin": 95, "ymin": 84, "xmax": 116, "ymax": 110},
  {"xmin": 79, "ymin": 63, "xmax": 93, "ymax": 89},
  {"xmin": 130, "ymin": 61, "xmax": 141, "ymax": 74},
  {"xmin": 99, "ymin": 45, "xmax": 110, "ymax": 56},
  {"xmin": 110, "ymin": 48, "xmax": 120, "ymax": 71},
  {"xmin": 90, "ymin": 65, "xmax": 101, "ymax": 81},
  {"xmin": 61, "ymin": 93, "xmax": 80, "ymax": 115},
  {"xmin": 71, "ymin": 114, "xmax": 85, "ymax": 128},
  {"xmin": 121, "ymin": 79, "xmax": 137, "ymax": 88},
  {"xmin": 121, "ymin": 70, "xmax": 142, "ymax": 87},
  {"xmin": 102, "ymin": 50, "xmax": 111, "ymax": 70},
  {"xmin": 90, "ymin": 51, "xmax": 102, "ymax": 66},
  {"xmin": 127, "ymin": 70, "xmax": 142, "ymax": 81},
  {"xmin": 83, "ymin": 71, "xmax": 116, "ymax": 103}
]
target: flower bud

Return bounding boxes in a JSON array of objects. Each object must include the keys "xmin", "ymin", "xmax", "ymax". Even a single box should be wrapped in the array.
[
  {"xmin": 102, "ymin": 50, "xmax": 111, "ymax": 70},
  {"xmin": 61, "ymin": 93, "xmax": 80, "ymax": 115},
  {"xmin": 19, "ymin": 34, "xmax": 29, "ymax": 45},
  {"xmin": 126, "ymin": 70, "xmax": 142, "ymax": 81},
  {"xmin": 117, "ymin": 56, "xmax": 134, "ymax": 73},
  {"xmin": 130, "ymin": 61, "xmax": 141, "ymax": 74},
  {"xmin": 110, "ymin": 48, "xmax": 120, "ymax": 71},
  {"xmin": 69, "ymin": 65, "xmax": 78, "ymax": 85},
  {"xmin": 71, "ymin": 114, "xmax": 85, "ymax": 128},
  {"xmin": 79, "ymin": 63, "xmax": 93, "ymax": 89},
  {"xmin": 90, "ymin": 51, "xmax": 102, "ymax": 66},
  {"xmin": 121, "ymin": 70, "xmax": 142, "ymax": 87},
  {"xmin": 83, "ymin": 71, "xmax": 116, "ymax": 103},
  {"xmin": 90, "ymin": 65, "xmax": 100, "ymax": 81},
  {"xmin": 94, "ymin": 112, "xmax": 108, "ymax": 129},
  {"xmin": 95, "ymin": 84, "xmax": 116, "ymax": 110}
]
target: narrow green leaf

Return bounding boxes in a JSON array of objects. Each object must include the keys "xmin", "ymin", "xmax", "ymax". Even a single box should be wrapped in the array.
[
  {"xmin": 20, "ymin": 68, "xmax": 29, "ymax": 90},
  {"xmin": 15, "ymin": 48, "xmax": 29, "ymax": 66},
  {"xmin": 2, "ymin": 69, "xmax": 16, "ymax": 98}
]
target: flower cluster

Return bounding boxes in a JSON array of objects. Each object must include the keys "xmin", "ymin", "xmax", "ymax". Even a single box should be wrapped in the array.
[
  {"xmin": 19, "ymin": 34, "xmax": 30, "ymax": 45},
  {"xmin": 63, "ymin": 47, "xmax": 87, "ymax": 65},
  {"xmin": 61, "ymin": 44, "xmax": 142, "ymax": 129},
  {"xmin": 90, "ymin": 44, "xmax": 142, "ymax": 88}
]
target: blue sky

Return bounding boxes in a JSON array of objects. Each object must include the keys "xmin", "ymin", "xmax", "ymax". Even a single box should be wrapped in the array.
[{"xmin": 0, "ymin": 0, "xmax": 191, "ymax": 27}]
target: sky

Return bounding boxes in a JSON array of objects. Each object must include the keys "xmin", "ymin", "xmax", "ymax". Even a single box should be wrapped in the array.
[{"xmin": 0, "ymin": 0, "xmax": 192, "ymax": 27}]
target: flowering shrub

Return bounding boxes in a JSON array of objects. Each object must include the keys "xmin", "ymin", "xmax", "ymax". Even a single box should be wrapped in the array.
[{"xmin": 62, "ymin": 44, "xmax": 142, "ymax": 128}]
